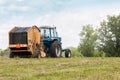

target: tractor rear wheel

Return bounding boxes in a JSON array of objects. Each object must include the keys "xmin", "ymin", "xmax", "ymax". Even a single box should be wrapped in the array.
[
  {"xmin": 50, "ymin": 41, "xmax": 62, "ymax": 57},
  {"xmin": 65, "ymin": 49, "xmax": 71, "ymax": 58}
]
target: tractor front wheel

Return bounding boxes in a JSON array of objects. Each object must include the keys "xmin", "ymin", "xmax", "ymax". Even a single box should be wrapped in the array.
[{"xmin": 65, "ymin": 49, "xmax": 71, "ymax": 58}]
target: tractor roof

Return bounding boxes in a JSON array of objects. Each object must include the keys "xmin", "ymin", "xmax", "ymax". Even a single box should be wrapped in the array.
[{"xmin": 39, "ymin": 26, "xmax": 56, "ymax": 29}]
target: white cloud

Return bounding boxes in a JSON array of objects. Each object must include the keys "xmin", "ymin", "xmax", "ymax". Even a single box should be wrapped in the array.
[
  {"xmin": 8, "ymin": 4, "xmax": 30, "ymax": 12},
  {"xmin": 0, "ymin": 0, "xmax": 7, "ymax": 3},
  {"xmin": 17, "ymin": 0, "xmax": 24, "ymax": 2}
]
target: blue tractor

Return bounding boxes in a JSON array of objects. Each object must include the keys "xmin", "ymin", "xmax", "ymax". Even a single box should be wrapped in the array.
[{"xmin": 39, "ymin": 26, "xmax": 71, "ymax": 58}]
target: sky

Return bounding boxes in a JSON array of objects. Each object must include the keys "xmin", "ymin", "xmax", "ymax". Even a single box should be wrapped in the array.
[{"xmin": 0, "ymin": 0, "xmax": 120, "ymax": 49}]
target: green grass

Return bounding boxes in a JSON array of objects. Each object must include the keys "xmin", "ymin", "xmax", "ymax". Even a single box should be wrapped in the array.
[{"xmin": 0, "ymin": 57, "xmax": 120, "ymax": 80}]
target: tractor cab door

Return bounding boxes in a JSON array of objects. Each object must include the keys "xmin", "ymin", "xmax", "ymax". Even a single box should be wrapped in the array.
[
  {"xmin": 41, "ymin": 29, "xmax": 50, "ymax": 39},
  {"xmin": 50, "ymin": 28, "xmax": 58, "ymax": 38}
]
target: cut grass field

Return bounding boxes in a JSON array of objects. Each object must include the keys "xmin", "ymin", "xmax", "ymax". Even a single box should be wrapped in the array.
[{"xmin": 0, "ymin": 57, "xmax": 120, "ymax": 80}]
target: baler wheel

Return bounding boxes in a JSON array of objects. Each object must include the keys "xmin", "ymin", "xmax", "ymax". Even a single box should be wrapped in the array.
[
  {"xmin": 33, "ymin": 48, "xmax": 40, "ymax": 58},
  {"xmin": 9, "ymin": 52, "xmax": 14, "ymax": 58}
]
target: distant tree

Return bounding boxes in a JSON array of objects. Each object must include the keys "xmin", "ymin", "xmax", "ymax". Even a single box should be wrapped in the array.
[
  {"xmin": 98, "ymin": 15, "xmax": 120, "ymax": 57},
  {"xmin": 0, "ymin": 48, "xmax": 9, "ymax": 57},
  {"xmin": 78, "ymin": 24, "xmax": 97, "ymax": 57},
  {"xmin": 0, "ymin": 49, "xmax": 4, "ymax": 56}
]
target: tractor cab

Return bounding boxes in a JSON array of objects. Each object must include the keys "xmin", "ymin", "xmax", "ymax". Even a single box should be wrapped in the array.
[
  {"xmin": 40, "ymin": 26, "xmax": 61, "ymax": 47},
  {"xmin": 40, "ymin": 26, "xmax": 58, "ymax": 39}
]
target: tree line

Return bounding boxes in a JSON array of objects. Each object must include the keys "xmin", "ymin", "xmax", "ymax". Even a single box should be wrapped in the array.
[{"xmin": 78, "ymin": 14, "xmax": 120, "ymax": 57}]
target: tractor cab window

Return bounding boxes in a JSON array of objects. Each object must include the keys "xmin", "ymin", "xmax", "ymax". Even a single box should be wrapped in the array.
[
  {"xmin": 51, "ymin": 29, "xmax": 55, "ymax": 37},
  {"xmin": 51, "ymin": 28, "xmax": 58, "ymax": 37},
  {"xmin": 41, "ymin": 29, "xmax": 50, "ymax": 39}
]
